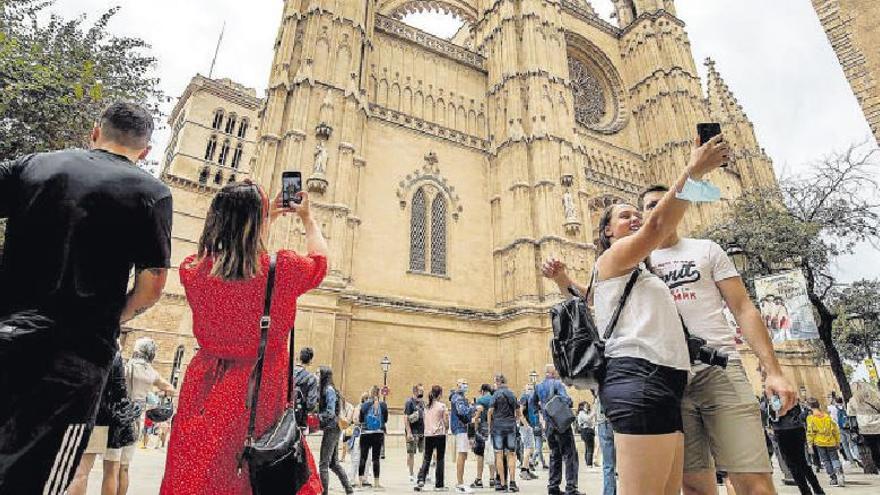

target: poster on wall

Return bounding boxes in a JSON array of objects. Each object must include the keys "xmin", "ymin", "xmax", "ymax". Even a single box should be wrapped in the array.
[{"xmin": 754, "ymin": 270, "xmax": 820, "ymax": 343}]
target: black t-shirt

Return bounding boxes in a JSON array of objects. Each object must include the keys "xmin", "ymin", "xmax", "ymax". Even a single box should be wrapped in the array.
[
  {"xmin": 0, "ymin": 149, "xmax": 172, "ymax": 360},
  {"xmin": 404, "ymin": 397, "xmax": 425, "ymax": 435},
  {"xmin": 489, "ymin": 386, "xmax": 520, "ymax": 433}
]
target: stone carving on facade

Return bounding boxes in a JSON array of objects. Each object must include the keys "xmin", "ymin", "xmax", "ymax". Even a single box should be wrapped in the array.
[
  {"xmin": 374, "ymin": 15, "xmax": 485, "ymax": 71},
  {"xmin": 293, "ymin": 58, "xmax": 315, "ymax": 85},
  {"xmin": 397, "ymin": 151, "xmax": 463, "ymax": 220},
  {"xmin": 369, "ymin": 103, "xmax": 490, "ymax": 152},
  {"xmin": 560, "ymin": 172, "xmax": 581, "ymax": 235},
  {"xmin": 307, "ymin": 122, "xmax": 332, "ymax": 194}
]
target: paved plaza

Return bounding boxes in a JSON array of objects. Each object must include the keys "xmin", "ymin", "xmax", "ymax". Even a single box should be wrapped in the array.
[{"xmin": 84, "ymin": 434, "xmax": 880, "ymax": 495}]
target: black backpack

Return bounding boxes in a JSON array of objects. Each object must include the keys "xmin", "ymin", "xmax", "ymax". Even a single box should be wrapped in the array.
[{"xmin": 549, "ymin": 268, "xmax": 639, "ymax": 389}]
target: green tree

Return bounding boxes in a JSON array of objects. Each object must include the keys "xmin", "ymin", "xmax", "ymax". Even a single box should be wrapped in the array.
[
  {"xmin": 832, "ymin": 279, "xmax": 880, "ymax": 366},
  {"xmin": 0, "ymin": 0, "xmax": 164, "ymax": 159},
  {"xmin": 705, "ymin": 143, "xmax": 880, "ymax": 401}
]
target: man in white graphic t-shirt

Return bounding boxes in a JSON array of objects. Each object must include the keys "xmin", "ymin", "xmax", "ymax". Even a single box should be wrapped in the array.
[{"xmin": 640, "ymin": 184, "xmax": 796, "ymax": 495}]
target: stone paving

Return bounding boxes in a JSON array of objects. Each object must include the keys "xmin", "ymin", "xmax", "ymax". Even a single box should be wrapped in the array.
[{"xmin": 84, "ymin": 434, "xmax": 880, "ymax": 494}]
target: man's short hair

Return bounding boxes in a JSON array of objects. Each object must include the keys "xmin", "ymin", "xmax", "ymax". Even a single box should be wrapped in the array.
[
  {"xmin": 807, "ymin": 397, "xmax": 821, "ymax": 410},
  {"xmin": 638, "ymin": 184, "xmax": 670, "ymax": 210},
  {"xmin": 299, "ymin": 346, "xmax": 314, "ymax": 365},
  {"xmin": 98, "ymin": 102, "xmax": 154, "ymax": 149},
  {"xmin": 412, "ymin": 383, "xmax": 423, "ymax": 393},
  {"xmin": 494, "ymin": 373, "xmax": 507, "ymax": 385},
  {"xmin": 480, "ymin": 383, "xmax": 492, "ymax": 394}
]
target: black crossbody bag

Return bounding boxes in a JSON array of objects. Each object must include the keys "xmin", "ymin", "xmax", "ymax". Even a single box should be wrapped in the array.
[
  {"xmin": 549, "ymin": 268, "xmax": 640, "ymax": 389},
  {"xmin": 239, "ymin": 254, "xmax": 311, "ymax": 494}
]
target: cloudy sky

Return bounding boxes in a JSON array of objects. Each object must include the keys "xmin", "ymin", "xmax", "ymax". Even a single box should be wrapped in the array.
[{"xmin": 49, "ymin": 0, "xmax": 878, "ymax": 282}]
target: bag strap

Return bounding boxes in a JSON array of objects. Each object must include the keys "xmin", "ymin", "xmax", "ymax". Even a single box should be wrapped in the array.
[
  {"xmin": 601, "ymin": 268, "xmax": 641, "ymax": 341},
  {"xmin": 244, "ymin": 254, "xmax": 277, "ymax": 445}
]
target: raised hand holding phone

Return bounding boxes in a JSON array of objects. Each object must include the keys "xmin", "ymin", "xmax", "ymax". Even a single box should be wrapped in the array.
[{"xmin": 281, "ymin": 171, "xmax": 302, "ymax": 207}]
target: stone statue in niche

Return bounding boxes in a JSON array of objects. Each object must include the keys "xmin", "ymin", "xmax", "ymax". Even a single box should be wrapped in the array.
[
  {"xmin": 562, "ymin": 191, "xmax": 577, "ymax": 222},
  {"xmin": 313, "ymin": 140, "xmax": 328, "ymax": 175}
]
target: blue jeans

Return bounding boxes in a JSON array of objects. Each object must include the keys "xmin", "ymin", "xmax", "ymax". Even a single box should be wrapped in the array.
[
  {"xmin": 532, "ymin": 427, "xmax": 547, "ymax": 467},
  {"xmin": 597, "ymin": 421, "xmax": 616, "ymax": 495}
]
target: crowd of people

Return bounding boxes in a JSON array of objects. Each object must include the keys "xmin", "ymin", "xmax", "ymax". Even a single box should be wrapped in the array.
[{"xmin": 3, "ymin": 101, "xmax": 880, "ymax": 495}]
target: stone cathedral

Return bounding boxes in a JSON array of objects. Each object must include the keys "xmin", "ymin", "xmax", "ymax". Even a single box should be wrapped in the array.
[{"xmin": 137, "ymin": 0, "xmax": 838, "ymax": 405}]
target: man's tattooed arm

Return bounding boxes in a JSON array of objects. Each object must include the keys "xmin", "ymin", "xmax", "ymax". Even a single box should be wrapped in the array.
[{"xmin": 120, "ymin": 267, "xmax": 168, "ymax": 323}]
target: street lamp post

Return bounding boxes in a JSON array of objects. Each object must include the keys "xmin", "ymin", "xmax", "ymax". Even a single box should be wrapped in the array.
[
  {"xmin": 529, "ymin": 370, "xmax": 538, "ymax": 385},
  {"xmin": 380, "ymin": 355, "xmax": 391, "ymax": 403}
]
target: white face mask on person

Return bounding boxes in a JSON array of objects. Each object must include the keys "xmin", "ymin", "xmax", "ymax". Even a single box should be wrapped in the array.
[{"xmin": 460, "ymin": 384, "xmax": 468, "ymax": 393}]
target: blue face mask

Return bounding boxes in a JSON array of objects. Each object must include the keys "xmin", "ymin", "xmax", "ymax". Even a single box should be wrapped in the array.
[{"xmin": 675, "ymin": 177, "xmax": 721, "ymax": 203}]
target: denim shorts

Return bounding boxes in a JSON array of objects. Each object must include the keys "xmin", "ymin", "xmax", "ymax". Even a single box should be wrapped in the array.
[
  {"xmin": 492, "ymin": 430, "xmax": 517, "ymax": 452},
  {"xmin": 599, "ymin": 357, "xmax": 688, "ymax": 435}
]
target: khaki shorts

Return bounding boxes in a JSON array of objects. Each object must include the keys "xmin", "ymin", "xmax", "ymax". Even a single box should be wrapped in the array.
[
  {"xmin": 83, "ymin": 426, "xmax": 109, "ymax": 455},
  {"xmin": 104, "ymin": 444, "xmax": 136, "ymax": 464},
  {"xmin": 682, "ymin": 360, "xmax": 772, "ymax": 473},
  {"xmin": 407, "ymin": 434, "xmax": 425, "ymax": 454}
]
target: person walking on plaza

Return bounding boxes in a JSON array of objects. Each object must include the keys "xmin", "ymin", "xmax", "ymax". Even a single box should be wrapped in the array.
[
  {"xmin": 158, "ymin": 183, "xmax": 328, "ymax": 495},
  {"xmin": 526, "ymin": 386, "xmax": 548, "ymax": 472},
  {"xmin": 318, "ymin": 366, "xmax": 354, "ymax": 495},
  {"xmin": 416, "ymin": 385, "xmax": 449, "ymax": 491},
  {"xmin": 544, "ymin": 135, "xmax": 729, "ymax": 495},
  {"xmin": 405, "ymin": 384, "xmax": 427, "ymax": 483},
  {"xmin": 489, "ymin": 373, "xmax": 522, "ymax": 493},
  {"xmin": 518, "ymin": 384, "xmax": 539, "ymax": 480},
  {"xmin": 0, "ymin": 102, "xmax": 171, "ymax": 495},
  {"xmin": 114, "ymin": 338, "xmax": 175, "ymax": 495},
  {"xmin": 294, "ymin": 346, "xmax": 319, "ymax": 423},
  {"xmin": 531, "ymin": 365, "xmax": 580, "ymax": 495},
  {"xmin": 576, "ymin": 402, "xmax": 596, "ymax": 468},
  {"xmin": 806, "ymin": 397, "xmax": 846, "ymax": 486},
  {"xmin": 450, "ymin": 378, "xmax": 476, "ymax": 493},
  {"xmin": 767, "ymin": 392, "xmax": 825, "ymax": 495},
  {"xmin": 848, "ymin": 381, "xmax": 880, "ymax": 472},
  {"xmin": 472, "ymin": 384, "xmax": 496, "ymax": 489},
  {"xmin": 359, "ymin": 385, "xmax": 389, "ymax": 490},
  {"xmin": 594, "ymin": 397, "xmax": 617, "ymax": 495}
]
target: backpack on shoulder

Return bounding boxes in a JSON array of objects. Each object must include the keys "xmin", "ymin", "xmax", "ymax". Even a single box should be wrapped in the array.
[
  {"xmin": 549, "ymin": 268, "xmax": 639, "ymax": 389},
  {"xmin": 365, "ymin": 401, "xmax": 382, "ymax": 431}
]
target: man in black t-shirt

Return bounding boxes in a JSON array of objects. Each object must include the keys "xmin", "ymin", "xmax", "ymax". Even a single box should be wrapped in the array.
[
  {"xmin": 488, "ymin": 374, "xmax": 522, "ymax": 492},
  {"xmin": 404, "ymin": 384, "xmax": 426, "ymax": 482},
  {"xmin": 0, "ymin": 102, "xmax": 171, "ymax": 495}
]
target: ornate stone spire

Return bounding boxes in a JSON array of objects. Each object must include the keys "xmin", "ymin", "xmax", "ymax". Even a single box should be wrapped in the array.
[{"xmin": 704, "ymin": 57, "xmax": 749, "ymax": 124}]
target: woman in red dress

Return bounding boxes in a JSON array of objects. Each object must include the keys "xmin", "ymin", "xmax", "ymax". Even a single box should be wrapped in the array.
[{"xmin": 160, "ymin": 181, "xmax": 327, "ymax": 495}]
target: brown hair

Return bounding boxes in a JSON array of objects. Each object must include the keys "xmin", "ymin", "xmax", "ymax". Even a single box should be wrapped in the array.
[
  {"xmin": 637, "ymin": 184, "xmax": 669, "ymax": 210},
  {"xmin": 197, "ymin": 181, "xmax": 267, "ymax": 281},
  {"xmin": 597, "ymin": 203, "xmax": 637, "ymax": 254}
]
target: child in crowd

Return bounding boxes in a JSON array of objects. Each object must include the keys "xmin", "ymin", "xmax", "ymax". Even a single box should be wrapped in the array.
[{"xmin": 806, "ymin": 398, "xmax": 845, "ymax": 487}]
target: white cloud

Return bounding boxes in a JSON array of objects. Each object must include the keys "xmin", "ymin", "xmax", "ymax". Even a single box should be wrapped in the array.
[{"xmin": 46, "ymin": 0, "xmax": 879, "ymax": 282}]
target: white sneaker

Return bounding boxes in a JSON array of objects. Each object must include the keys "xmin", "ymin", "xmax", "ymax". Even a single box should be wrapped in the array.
[
  {"xmin": 410, "ymin": 476, "xmax": 416, "ymax": 484},
  {"xmin": 455, "ymin": 485, "xmax": 473, "ymax": 494}
]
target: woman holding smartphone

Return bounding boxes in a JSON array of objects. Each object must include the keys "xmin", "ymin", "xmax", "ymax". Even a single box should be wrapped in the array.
[{"xmin": 544, "ymin": 135, "xmax": 729, "ymax": 495}]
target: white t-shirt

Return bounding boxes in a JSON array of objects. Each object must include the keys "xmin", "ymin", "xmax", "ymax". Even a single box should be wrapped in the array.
[
  {"xmin": 126, "ymin": 358, "xmax": 160, "ymax": 402},
  {"xmin": 650, "ymin": 238, "xmax": 741, "ymax": 359},
  {"xmin": 594, "ymin": 264, "xmax": 691, "ymax": 371}
]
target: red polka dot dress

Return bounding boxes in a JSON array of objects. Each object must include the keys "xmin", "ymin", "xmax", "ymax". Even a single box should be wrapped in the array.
[{"xmin": 160, "ymin": 251, "xmax": 326, "ymax": 495}]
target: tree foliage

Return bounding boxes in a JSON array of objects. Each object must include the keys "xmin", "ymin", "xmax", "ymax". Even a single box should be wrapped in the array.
[
  {"xmin": 704, "ymin": 143, "xmax": 880, "ymax": 400},
  {"xmin": 0, "ymin": 0, "xmax": 164, "ymax": 159},
  {"xmin": 832, "ymin": 279, "xmax": 880, "ymax": 362}
]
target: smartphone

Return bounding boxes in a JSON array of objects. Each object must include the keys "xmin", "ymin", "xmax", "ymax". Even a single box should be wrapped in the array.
[
  {"xmin": 697, "ymin": 122, "xmax": 727, "ymax": 167},
  {"xmin": 697, "ymin": 122, "xmax": 722, "ymax": 146},
  {"xmin": 281, "ymin": 171, "xmax": 302, "ymax": 207}
]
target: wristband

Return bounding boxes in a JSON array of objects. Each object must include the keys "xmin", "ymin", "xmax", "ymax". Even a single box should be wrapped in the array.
[{"xmin": 675, "ymin": 176, "xmax": 721, "ymax": 203}]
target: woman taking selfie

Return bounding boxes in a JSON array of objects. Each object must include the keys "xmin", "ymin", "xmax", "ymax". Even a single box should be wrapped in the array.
[
  {"xmin": 544, "ymin": 135, "xmax": 728, "ymax": 495},
  {"xmin": 159, "ymin": 181, "xmax": 328, "ymax": 495}
]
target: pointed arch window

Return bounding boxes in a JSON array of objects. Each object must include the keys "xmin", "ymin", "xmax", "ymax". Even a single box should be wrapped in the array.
[
  {"xmin": 430, "ymin": 194, "xmax": 447, "ymax": 275},
  {"xmin": 231, "ymin": 142, "xmax": 243, "ymax": 169},
  {"xmin": 238, "ymin": 118, "xmax": 249, "ymax": 138},
  {"xmin": 225, "ymin": 113, "xmax": 238, "ymax": 134},
  {"xmin": 409, "ymin": 188, "xmax": 427, "ymax": 272},
  {"xmin": 217, "ymin": 140, "xmax": 231, "ymax": 165},
  {"xmin": 198, "ymin": 166, "xmax": 210, "ymax": 185},
  {"xmin": 204, "ymin": 135, "xmax": 218, "ymax": 161},
  {"xmin": 212, "ymin": 109, "xmax": 224, "ymax": 130}
]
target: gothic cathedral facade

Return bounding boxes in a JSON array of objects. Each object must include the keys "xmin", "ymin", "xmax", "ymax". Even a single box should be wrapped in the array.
[{"xmin": 135, "ymin": 0, "xmax": 838, "ymax": 404}]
